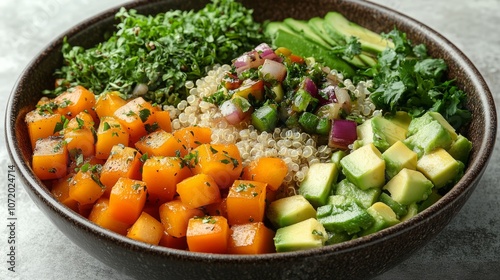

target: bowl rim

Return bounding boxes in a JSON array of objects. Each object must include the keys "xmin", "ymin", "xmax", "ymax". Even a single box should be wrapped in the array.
[{"xmin": 5, "ymin": 0, "xmax": 497, "ymax": 264}]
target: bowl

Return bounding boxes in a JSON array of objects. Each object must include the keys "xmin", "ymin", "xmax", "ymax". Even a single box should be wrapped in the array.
[{"xmin": 5, "ymin": 0, "xmax": 497, "ymax": 279}]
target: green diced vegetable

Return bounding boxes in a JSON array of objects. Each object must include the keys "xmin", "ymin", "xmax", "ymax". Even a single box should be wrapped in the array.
[
  {"xmin": 316, "ymin": 201, "xmax": 375, "ymax": 234},
  {"xmin": 251, "ymin": 104, "xmax": 278, "ymax": 132},
  {"xmin": 335, "ymin": 179, "xmax": 381, "ymax": 209},
  {"xmin": 298, "ymin": 112, "xmax": 320, "ymax": 134}
]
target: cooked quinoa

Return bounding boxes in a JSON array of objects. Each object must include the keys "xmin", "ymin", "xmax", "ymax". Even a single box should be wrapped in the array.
[{"xmin": 163, "ymin": 64, "xmax": 379, "ymax": 195}]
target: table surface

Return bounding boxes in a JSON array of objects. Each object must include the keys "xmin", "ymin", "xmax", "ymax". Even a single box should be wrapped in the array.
[{"xmin": 1, "ymin": 0, "xmax": 499, "ymax": 279}]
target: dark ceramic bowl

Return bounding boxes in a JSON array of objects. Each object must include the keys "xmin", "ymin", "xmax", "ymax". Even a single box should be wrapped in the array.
[{"xmin": 5, "ymin": 0, "xmax": 497, "ymax": 279}]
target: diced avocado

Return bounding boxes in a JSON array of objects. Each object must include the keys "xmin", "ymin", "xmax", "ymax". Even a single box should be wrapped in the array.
[
  {"xmin": 340, "ymin": 143, "xmax": 385, "ymax": 190},
  {"xmin": 404, "ymin": 120, "xmax": 453, "ymax": 157},
  {"xmin": 400, "ymin": 202, "xmax": 419, "ymax": 222},
  {"xmin": 274, "ymin": 218, "xmax": 328, "ymax": 252},
  {"xmin": 378, "ymin": 192, "xmax": 408, "ymax": 218},
  {"xmin": 267, "ymin": 195, "xmax": 317, "ymax": 228},
  {"xmin": 326, "ymin": 194, "xmax": 352, "ymax": 206},
  {"xmin": 272, "ymin": 29, "xmax": 355, "ymax": 77},
  {"xmin": 323, "ymin": 12, "xmax": 394, "ymax": 54},
  {"xmin": 383, "ymin": 168, "xmax": 434, "ymax": 205},
  {"xmin": 447, "ymin": 134, "xmax": 472, "ymax": 164},
  {"xmin": 385, "ymin": 111, "xmax": 412, "ymax": 130},
  {"xmin": 417, "ymin": 148, "xmax": 464, "ymax": 189},
  {"xmin": 316, "ymin": 200, "xmax": 374, "ymax": 235},
  {"xmin": 283, "ymin": 18, "xmax": 331, "ymax": 49},
  {"xmin": 356, "ymin": 115, "xmax": 407, "ymax": 151},
  {"xmin": 308, "ymin": 16, "xmax": 340, "ymax": 46},
  {"xmin": 417, "ymin": 189, "xmax": 443, "ymax": 212},
  {"xmin": 330, "ymin": 150, "xmax": 347, "ymax": 166},
  {"xmin": 251, "ymin": 104, "xmax": 278, "ymax": 132},
  {"xmin": 325, "ymin": 231, "xmax": 352, "ymax": 245},
  {"xmin": 360, "ymin": 202, "xmax": 400, "ymax": 236},
  {"xmin": 407, "ymin": 111, "xmax": 458, "ymax": 141},
  {"xmin": 382, "ymin": 140, "xmax": 418, "ymax": 179},
  {"xmin": 335, "ymin": 179, "xmax": 381, "ymax": 209},
  {"xmin": 299, "ymin": 162, "xmax": 339, "ymax": 207}
]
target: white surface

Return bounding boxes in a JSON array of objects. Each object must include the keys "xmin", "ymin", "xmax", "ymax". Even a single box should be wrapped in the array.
[{"xmin": 1, "ymin": 1, "xmax": 499, "ymax": 279}]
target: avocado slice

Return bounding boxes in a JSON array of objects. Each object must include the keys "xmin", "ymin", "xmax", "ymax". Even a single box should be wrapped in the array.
[
  {"xmin": 299, "ymin": 162, "xmax": 339, "ymax": 208},
  {"xmin": 323, "ymin": 12, "xmax": 394, "ymax": 55},
  {"xmin": 407, "ymin": 111, "xmax": 458, "ymax": 141},
  {"xmin": 383, "ymin": 168, "xmax": 434, "ymax": 205},
  {"xmin": 416, "ymin": 148, "xmax": 464, "ymax": 189},
  {"xmin": 316, "ymin": 199, "xmax": 374, "ymax": 234},
  {"xmin": 360, "ymin": 202, "xmax": 400, "ymax": 236},
  {"xmin": 335, "ymin": 179, "xmax": 381, "ymax": 209},
  {"xmin": 404, "ymin": 120, "xmax": 453, "ymax": 157},
  {"xmin": 267, "ymin": 195, "xmax": 317, "ymax": 228},
  {"xmin": 283, "ymin": 18, "xmax": 331, "ymax": 49},
  {"xmin": 273, "ymin": 218, "xmax": 328, "ymax": 252},
  {"xmin": 447, "ymin": 134, "xmax": 472, "ymax": 164},
  {"xmin": 382, "ymin": 140, "xmax": 418, "ymax": 179},
  {"xmin": 356, "ymin": 115, "xmax": 408, "ymax": 152},
  {"xmin": 340, "ymin": 143, "xmax": 385, "ymax": 190}
]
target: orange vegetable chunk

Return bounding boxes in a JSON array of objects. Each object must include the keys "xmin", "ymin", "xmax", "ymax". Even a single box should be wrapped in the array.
[
  {"xmin": 226, "ymin": 180, "xmax": 267, "ymax": 225},
  {"xmin": 95, "ymin": 91, "xmax": 127, "ymax": 118},
  {"xmin": 154, "ymin": 110, "xmax": 172, "ymax": 133},
  {"xmin": 177, "ymin": 173, "xmax": 222, "ymax": 208},
  {"xmin": 68, "ymin": 164, "xmax": 105, "ymax": 205},
  {"xmin": 88, "ymin": 197, "xmax": 130, "ymax": 235},
  {"xmin": 127, "ymin": 212, "xmax": 164, "ymax": 245},
  {"xmin": 54, "ymin": 85, "xmax": 96, "ymax": 120},
  {"xmin": 135, "ymin": 130, "xmax": 184, "ymax": 157},
  {"xmin": 204, "ymin": 198, "xmax": 228, "ymax": 218},
  {"xmin": 95, "ymin": 116, "xmax": 129, "ymax": 160},
  {"xmin": 159, "ymin": 231, "xmax": 188, "ymax": 250},
  {"xmin": 186, "ymin": 216, "xmax": 230, "ymax": 254},
  {"xmin": 159, "ymin": 200, "xmax": 204, "ymax": 238},
  {"xmin": 142, "ymin": 156, "xmax": 192, "ymax": 205},
  {"xmin": 172, "ymin": 126, "xmax": 212, "ymax": 156},
  {"xmin": 108, "ymin": 178, "xmax": 148, "ymax": 225},
  {"xmin": 228, "ymin": 222, "xmax": 275, "ymax": 254},
  {"xmin": 113, "ymin": 97, "xmax": 157, "ymax": 144},
  {"xmin": 241, "ymin": 157, "xmax": 288, "ymax": 191},
  {"xmin": 63, "ymin": 111, "xmax": 96, "ymax": 158},
  {"xmin": 50, "ymin": 174, "xmax": 78, "ymax": 212},
  {"xmin": 100, "ymin": 145, "xmax": 142, "ymax": 194},
  {"xmin": 32, "ymin": 136, "xmax": 68, "ymax": 180},
  {"xmin": 25, "ymin": 109, "xmax": 63, "ymax": 149},
  {"xmin": 192, "ymin": 144, "xmax": 243, "ymax": 189}
]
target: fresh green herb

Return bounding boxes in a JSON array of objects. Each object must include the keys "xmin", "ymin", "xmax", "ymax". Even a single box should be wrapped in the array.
[
  {"xmin": 210, "ymin": 146, "xmax": 218, "ymax": 154},
  {"xmin": 331, "ymin": 36, "xmax": 362, "ymax": 59},
  {"xmin": 139, "ymin": 108, "xmax": 151, "ymax": 122},
  {"xmin": 312, "ymin": 229, "xmax": 324, "ymax": 237},
  {"xmin": 48, "ymin": 168, "xmax": 57, "ymax": 173},
  {"xmin": 220, "ymin": 159, "xmax": 231, "ymax": 165},
  {"xmin": 37, "ymin": 101, "xmax": 59, "ymax": 114},
  {"xmin": 140, "ymin": 153, "xmax": 149, "ymax": 163},
  {"xmin": 145, "ymin": 122, "xmax": 159, "ymax": 133},
  {"xmin": 53, "ymin": 116, "xmax": 69, "ymax": 134},
  {"xmin": 369, "ymin": 29, "xmax": 471, "ymax": 129},
  {"xmin": 235, "ymin": 183, "xmax": 255, "ymax": 192},
  {"xmin": 44, "ymin": 0, "xmax": 266, "ymax": 106},
  {"xmin": 102, "ymin": 122, "xmax": 111, "ymax": 131},
  {"xmin": 75, "ymin": 117, "xmax": 85, "ymax": 129},
  {"xmin": 202, "ymin": 216, "xmax": 216, "ymax": 224}
]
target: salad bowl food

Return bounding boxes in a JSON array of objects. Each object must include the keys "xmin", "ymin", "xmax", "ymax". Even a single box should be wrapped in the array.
[{"xmin": 6, "ymin": 0, "xmax": 496, "ymax": 279}]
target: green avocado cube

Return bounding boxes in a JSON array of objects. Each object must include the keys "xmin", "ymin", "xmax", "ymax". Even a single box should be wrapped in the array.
[
  {"xmin": 417, "ymin": 148, "xmax": 464, "ymax": 189},
  {"xmin": 417, "ymin": 189, "xmax": 443, "ymax": 212},
  {"xmin": 267, "ymin": 195, "xmax": 317, "ymax": 228},
  {"xmin": 447, "ymin": 134, "xmax": 472, "ymax": 164},
  {"xmin": 385, "ymin": 111, "xmax": 412, "ymax": 130},
  {"xmin": 383, "ymin": 168, "xmax": 434, "ymax": 205},
  {"xmin": 400, "ymin": 202, "xmax": 419, "ymax": 222},
  {"xmin": 404, "ymin": 120, "xmax": 453, "ymax": 157},
  {"xmin": 356, "ymin": 116, "xmax": 408, "ymax": 151},
  {"xmin": 274, "ymin": 218, "xmax": 328, "ymax": 252},
  {"xmin": 407, "ymin": 111, "xmax": 458, "ymax": 140},
  {"xmin": 382, "ymin": 140, "xmax": 418, "ymax": 179},
  {"xmin": 335, "ymin": 179, "xmax": 381, "ymax": 209},
  {"xmin": 340, "ymin": 143, "xmax": 385, "ymax": 190},
  {"xmin": 299, "ymin": 162, "xmax": 338, "ymax": 207},
  {"xmin": 378, "ymin": 192, "xmax": 408, "ymax": 218},
  {"xmin": 316, "ymin": 200, "xmax": 375, "ymax": 234},
  {"xmin": 360, "ymin": 202, "xmax": 400, "ymax": 236}
]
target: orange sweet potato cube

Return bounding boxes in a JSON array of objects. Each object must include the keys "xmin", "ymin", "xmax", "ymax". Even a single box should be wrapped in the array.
[
  {"xmin": 68, "ymin": 164, "xmax": 105, "ymax": 205},
  {"xmin": 100, "ymin": 145, "xmax": 143, "ymax": 194},
  {"xmin": 50, "ymin": 174, "xmax": 78, "ymax": 212},
  {"xmin": 95, "ymin": 91, "xmax": 127, "ymax": 119},
  {"xmin": 95, "ymin": 116, "xmax": 129, "ymax": 160},
  {"xmin": 159, "ymin": 200, "xmax": 204, "ymax": 238},
  {"xmin": 172, "ymin": 126, "xmax": 212, "ymax": 156},
  {"xmin": 186, "ymin": 216, "xmax": 230, "ymax": 254},
  {"xmin": 113, "ymin": 97, "xmax": 157, "ymax": 144},
  {"xmin": 177, "ymin": 173, "xmax": 222, "ymax": 208},
  {"xmin": 127, "ymin": 212, "xmax": 164, "ymax": 245},
  {"xmin": 135, "ymin": 130, "xmax": 184, "ymax": 157},
  {"xmin": 142, "ymin": 156, "xmax": 192, "ymax": 205},
  {"xmin": 54, "ymin": 85, "xmax": 97, "ymax": 120},
  {"xmin": 25, "ymin": 109, "xmax": 63, "ymax": 149},
  {"xmin": 32, "ymin": 136, "xmax": 68, "ymax": 180},
  {"xmin": 154, "ymin": 110, "xmax": 172, "ymax": 133},
  {"xmin": 241, "ymin": 157, "xmax": 288, "ymax": 191},
  {"xmin": 88, "ymin": 197, "xmax": 130, "ymax": 235},
  {"xmin": 228, "ymin": 222, "xmax": 275, "ymax": 254},
  {"xmin": 63, "ymin": 111, "xmax": 96, "ymax": 158},
  {"xmin": 159, "ymin": 231, "xmax": 188, "ymax": 250},
  {"xmin": 107, "ymin": 178, "xmax": 148, "ymax": 225},
  {"xmin": 226, "ymin": 180, "xmax": 267, "ymax": 225}
]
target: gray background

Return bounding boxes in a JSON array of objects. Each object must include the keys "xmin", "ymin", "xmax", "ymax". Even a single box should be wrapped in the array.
[{"xmin": 1, "ymin": 0, "xmax": 499, "ymax": 279}]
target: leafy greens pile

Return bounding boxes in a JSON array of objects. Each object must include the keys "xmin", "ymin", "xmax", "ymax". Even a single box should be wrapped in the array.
[
  {"xmin": 367, "ymin": 29, "xmax": 471, "ymax": 129},
  {"xmin": 45, "ymin": 0, "xmax": 266, "ymax": 106}
]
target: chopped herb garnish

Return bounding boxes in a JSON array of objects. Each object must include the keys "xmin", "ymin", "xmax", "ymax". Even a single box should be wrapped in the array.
[
  {"xmin": 102, "ymin": 122, "xmax": 111, "ymax": 131},
  {"xmin": 75, "ymin": 117, "xmax": 85, "ymax": 129},
  {"xmin": 312, "ymin": 229, "xmax": 324, "ymax": 237},
  {"xmin": 139, "ymin": 108, "xmax": 151, "ymax": 122},
  {"xmin": 210, "ymin": 146, "xmax": 219, "ymax": 154}
]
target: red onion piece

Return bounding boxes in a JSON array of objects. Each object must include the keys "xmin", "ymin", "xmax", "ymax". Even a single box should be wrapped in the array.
[
  {"xmin": 220, "ymin": 100, "xmax": 245, "ymax": 125},
  {"xmin": 233, "ymin": 50, "xmax": 265, "ymax": 73},
  {"xmin": 259, "ymin": 59, "xmax": 287, "ymax": 82},
  {"xmin": 335, "ymin": 87, "xmax": 351, "ymax": 113},
  {"xmin": 318, "ymin": 85, "xmax": 337, "ymax": 105},
  {"xmin": 302, "ymin": 77, "xmax": 318, "ymax": 98},
  {"xmin": 328, "ymin": 119, "xmax": 357, "ymax": 150},
  {"xmin": 255, "ymin": 43, "xmax": 277, "ymax": 60}
]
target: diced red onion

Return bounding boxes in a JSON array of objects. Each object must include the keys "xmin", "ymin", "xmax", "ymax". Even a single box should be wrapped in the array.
[
  {"xmin": 254, "ymin": 43, "xmax": 278, "ymax": 61},
  {"xmin": 302, "ymin": 77, "xmax": 318, "ymax": 98},
  {"xmin": 220, "ymin": 100, "xmax": 245, "ymax": 125},
  {"xmin": 328, "ymin": 119, "xmax": 357, "ymax": 150},
  {"xmin": 233, "ymin": 50, "xmax": 265, "ymax": 73},
  {"xmin": 259, "ymin": 59, "xmax": 287, "ymax": 82},
  {"xmin": 318, "ymin": 85, "xmax": 337, "ymax": 105}
]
